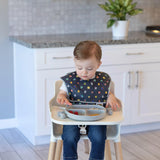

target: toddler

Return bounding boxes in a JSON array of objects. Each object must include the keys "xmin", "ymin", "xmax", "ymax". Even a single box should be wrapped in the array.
[{"xmin": 57, "ymin": 41, "xmax": 120, "ymax": 160}]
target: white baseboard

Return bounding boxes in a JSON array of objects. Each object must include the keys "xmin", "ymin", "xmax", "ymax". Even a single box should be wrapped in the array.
[
  {"xmin": 35, "ymin": 135, "xmax": 50, "ymax": 145},
  {"xmin": 17, "ymin": 128, "xmax": 50, "ymax": 145},
  {"xmin": 0, "ymin": 118, "xmax": 17, "ymax": 129}
]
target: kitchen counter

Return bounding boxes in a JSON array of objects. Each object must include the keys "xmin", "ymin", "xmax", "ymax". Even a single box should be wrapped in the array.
[{"xmin": 10, "ymin": 31, "xmax": 160, "ymax": 48}]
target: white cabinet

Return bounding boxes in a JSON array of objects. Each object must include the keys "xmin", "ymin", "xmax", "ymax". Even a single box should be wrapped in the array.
[
  {"xmin": 35, "ymin": 47, "xmax": 75, "ymax": 136},
  {"xmin": 14, "ymin": 42, "xmax": 160, "ymax": 145},
  {"xmin": 100, "ymin": 63, "xmax": 160, "ymax": 125},
  {"xmin": 14, "ymin": 43, "xmax": 75, "ymax": 144},
  {"xmin": 100, "ymin": 43, "xmax": 160, "ymax": 125},
  {"xmin": 99, "ymin": 65, "xmax": 131, "ymax": 125},
  {"xmin": 36, "ymin": 68, "xmax": 73, "ymax": 135},
  {"xmin": 131, "ymin": 63, "xmax": 160, "ymax": 124}
]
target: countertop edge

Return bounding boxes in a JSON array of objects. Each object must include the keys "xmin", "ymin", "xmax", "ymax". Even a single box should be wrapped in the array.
[{"xmin": 9, "ymin": 31, "xmax": 160, "ymax": 48}]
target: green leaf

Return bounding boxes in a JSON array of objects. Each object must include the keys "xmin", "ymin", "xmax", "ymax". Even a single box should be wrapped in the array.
[
  {"xmin": 126, "ymin": 4, "xmax": 133, "ymax": 12},
  {"xmin": 98, "ymin": 0, "xmax": 143, "ymax": 22},
  {"xmin": 108, "ymin": 5, "xmax": 116, "ymax": 11},
  {"xmin": 126, "ymin": 2, "xmax": 138, "ymax": 12},
  {"xmin": 118, "ymin": 12, "xmax": 126, "ymax": 20},
  {"xmin": 107, "ymin": 19, "xmax": 116, "ymax": 28},
  {"xmin": 128, "ymin": 9, "xmax": 143, "ymax": 16},
  {"xmin": 128, "ymin": 0, "xmax": 133, "ymax": 6},
  {"xmin": 107, "ymin": 13, "xmax": 118, "ymax": 18},
  {"xmin": 131, "ymin": 2, "xmax": 137, "ymax": 9},
  {"xmin": 98, "ymin": 4, "xmax": 110, "ymax": 12},
  {"xmin": 105, "ymin": 2, "xmax": 109, "ymax": 6},
  {"xmin": 115, "ymin": 0, "xmax": 119, "ymax": 5},
  {"xmin": 113, "ymin": 3, "xmax": 120, "ymax": 11},
  {"xmin": 108, "ymin": 0, "xmax": 114, "ymax": 5},
  {"xmin": 124, "ymin": 0, "xmax": 130, "ymax": 7},
  {"xmin": 119, "ymin": 0, "xmax": 124, "ymax": 7}
]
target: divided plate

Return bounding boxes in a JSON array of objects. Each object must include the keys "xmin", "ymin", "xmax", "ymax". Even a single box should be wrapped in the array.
[{"xmin": 65, "ymin": 105, "xmax": 106, "ymax": 121}]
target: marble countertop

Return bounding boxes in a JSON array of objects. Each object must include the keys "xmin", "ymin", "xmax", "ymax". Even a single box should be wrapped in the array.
[{"xmin": 9, "ymin": 31, "xmax": 160, "ymax": 48}]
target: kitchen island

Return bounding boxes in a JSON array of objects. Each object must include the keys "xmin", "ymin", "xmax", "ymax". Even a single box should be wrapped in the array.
[{"xmin": 11, "ymin": 31, "xmax": 160, "ymax": 145}]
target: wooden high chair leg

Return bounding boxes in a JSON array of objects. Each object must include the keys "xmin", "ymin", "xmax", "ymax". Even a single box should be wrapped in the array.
[
  {"xmin": 104, "ymin": 140, "xmax": 112, "ymax": 160},
  {"xmin": 55, "ymin": 140, "xmax": 63, "ymax": 160},
  {"xmin": 48, "ymin": 142, "xmax": 57, "ymax": 160},
  {"xmin": 114, "ymin": 142, "xmax": 123, "ymax": 160},
  {"xmin": 83, "ymin": 139, "xmax": 90, "ymax": 154}
]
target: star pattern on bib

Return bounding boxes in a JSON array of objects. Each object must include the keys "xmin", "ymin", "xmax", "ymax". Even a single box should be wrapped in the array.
[{"xmin": 61, "ymin": 71, "xmax": 111, "ymax": 103}]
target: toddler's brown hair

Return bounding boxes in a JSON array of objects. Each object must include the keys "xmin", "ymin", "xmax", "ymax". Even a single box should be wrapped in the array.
[{"xmin": 73, "ymin": 41, "xmax": 102, "ymax": 62}]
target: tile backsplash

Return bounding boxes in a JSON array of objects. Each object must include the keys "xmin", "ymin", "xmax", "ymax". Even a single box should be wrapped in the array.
[{"xmin": 9, "ymin": 0, "xmax": 160, "ymax": 36}]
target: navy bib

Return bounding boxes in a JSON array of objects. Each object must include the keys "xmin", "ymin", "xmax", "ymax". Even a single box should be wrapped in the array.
[{"xmin": 61, "ymin": 71, "xmax": 111, "ymax": 105}]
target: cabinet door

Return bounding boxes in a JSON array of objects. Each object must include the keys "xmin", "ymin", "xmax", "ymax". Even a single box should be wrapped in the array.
[
  {"xmin": 99, "ymin": 65, "xmax": 131, "ymax": 125},
  {"xmin": 131, "ymin": 63, "xmax": 160, "ymax": 124},
  {"xmin": 36, "ymin": 68, "xmax": 73, "ymax": 135}
]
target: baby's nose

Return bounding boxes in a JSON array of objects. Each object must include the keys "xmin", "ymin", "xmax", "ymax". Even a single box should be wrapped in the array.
[{"xmin": 83, "ymin": 69, "xmax": 88, "ymax": 74}]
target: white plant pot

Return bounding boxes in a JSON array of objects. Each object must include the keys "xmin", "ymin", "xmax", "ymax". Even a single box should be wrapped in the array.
[{"xmin": 112, "ymin": 21, "xmax": 129, "ymax": 40}]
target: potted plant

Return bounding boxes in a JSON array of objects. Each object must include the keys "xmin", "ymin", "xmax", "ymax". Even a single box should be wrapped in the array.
[{"xmin": 98, "ymin": 0, "xmax": 143, "ymax": 39}]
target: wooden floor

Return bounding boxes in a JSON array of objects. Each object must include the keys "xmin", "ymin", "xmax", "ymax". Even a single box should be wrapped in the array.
[{"xmin": 0, "ymin": 128, "xmax": 160, "ymax": 160}]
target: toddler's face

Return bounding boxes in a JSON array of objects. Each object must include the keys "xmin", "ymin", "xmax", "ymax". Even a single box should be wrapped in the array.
[{"xmin": 74, "ymin": 56, "xmax": 102, "ymax": 80}]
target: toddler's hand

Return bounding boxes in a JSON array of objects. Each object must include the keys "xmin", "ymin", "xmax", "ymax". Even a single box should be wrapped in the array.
[
  {"xmin": 106, "ymin": 92, "xmax": 121, "ymax": 111},
  {"xmin": 57, "ymin": 94, "xmax": 72, "ymax": 106}
]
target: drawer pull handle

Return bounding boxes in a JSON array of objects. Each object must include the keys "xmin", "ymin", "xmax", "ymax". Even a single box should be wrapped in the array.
[
  {"xmin": 135, "ymin": 71, "xmax": 139, "ymax": 88},
  {"xmin": 126, "ymin": 52, "xmax": 144, "ymax": 56},
  {"xmin": 52, "ymin": 56, "xmax": 72, "ymax": 59},
  {"xmin": 128, "ymin": 71, "xmax": 132, "ymax": 89}
]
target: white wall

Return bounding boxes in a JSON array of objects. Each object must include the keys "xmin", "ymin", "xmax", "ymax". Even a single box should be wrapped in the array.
[{"xmin": 0, "ymin": 0, "xmax": 14, "ymax": 119}]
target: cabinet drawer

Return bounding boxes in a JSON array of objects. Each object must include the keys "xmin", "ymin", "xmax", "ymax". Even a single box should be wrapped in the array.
[
  {"xmin": 35, "ymin": 47, "xmax": 75, "ymax": 69},
  {"xmin": 101, "ymin": 43, "xmax": 160, "ymax": 66},
  {"xmin": 35, "ymin": 44, "xmax": 160, "ymax": 69}
]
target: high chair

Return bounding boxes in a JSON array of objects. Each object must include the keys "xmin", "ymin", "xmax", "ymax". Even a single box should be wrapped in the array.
[{"xmin": 48, "ymin": 80, "xmax": 124, "ymax": 160}]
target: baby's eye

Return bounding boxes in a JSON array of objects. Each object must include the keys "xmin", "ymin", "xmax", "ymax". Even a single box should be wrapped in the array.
[
  {"xmin": 78, "ymin": 67, "xmax": 82, "ymax": 70},
  {"xmin": 87, "ymin": 68, "xmax": 93, "ymax": 71}
]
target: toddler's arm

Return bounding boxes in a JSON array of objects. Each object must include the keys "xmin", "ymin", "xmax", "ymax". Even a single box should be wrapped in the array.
[
  {"xmin": 56, "ymin": 90, "xmax": 72, "ymax": 106},
  {"xmin": 106, "ymin": 92, "xmax": 121, "ymax": 111}
]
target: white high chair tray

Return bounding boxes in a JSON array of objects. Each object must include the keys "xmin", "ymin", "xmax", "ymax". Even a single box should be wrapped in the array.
[{"xmin": 51, "ymin": 106, "xmax": 124, "ymax": 125}]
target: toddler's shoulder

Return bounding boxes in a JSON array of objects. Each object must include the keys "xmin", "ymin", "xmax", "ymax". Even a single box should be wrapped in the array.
[
  {"xmin": 96, "ymin": 71, "xmax": 111, "ymax": 80},
  {"xmin": 61, "ymin": 71, "xmax": 77, "ymax": 80}
]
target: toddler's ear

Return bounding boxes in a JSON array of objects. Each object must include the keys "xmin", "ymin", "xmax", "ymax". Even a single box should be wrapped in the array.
[{"xmin": 98, "ymin": 61, "xmax": 102, "ymax": 68}]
